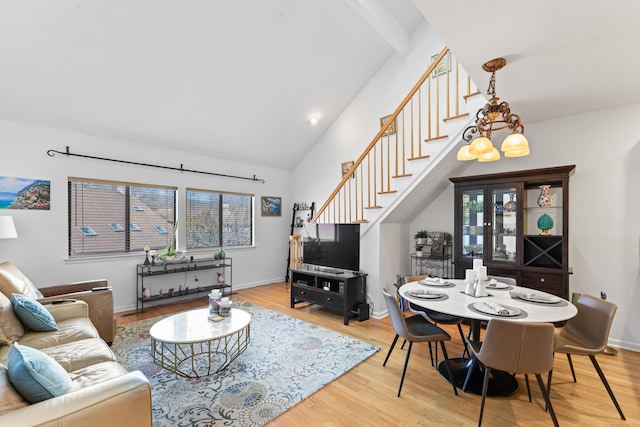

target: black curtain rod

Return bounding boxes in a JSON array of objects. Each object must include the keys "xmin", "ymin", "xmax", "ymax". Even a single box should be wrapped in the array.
[{"xmin": 47, "ymin": 146, "xmax": 265, "ymax": 183}]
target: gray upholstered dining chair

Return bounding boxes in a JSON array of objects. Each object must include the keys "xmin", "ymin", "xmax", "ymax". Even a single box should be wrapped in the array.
[
  {"xmin": 547, "ymin": 294, "xmax": 625, "ymax": 420},
  {"xmin": 402, "ymin": 275, "xmax": 470, "ymax": 362},
  {"xmin": 381, "ymin": 288, "xmax": 458, "ymax": 397},
  {"xmin": 469, "ymin": 318, "xmax": 558, "ymax": 427}
]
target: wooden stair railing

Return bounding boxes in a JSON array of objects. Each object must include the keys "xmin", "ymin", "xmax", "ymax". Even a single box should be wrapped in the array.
[
  {"xmin": 311, "ymin": 46, "xmax": 479, "ymax": 225},
  {"xmin": 290, "ymin": 49, "xmax": 479, "ymax": 271}
]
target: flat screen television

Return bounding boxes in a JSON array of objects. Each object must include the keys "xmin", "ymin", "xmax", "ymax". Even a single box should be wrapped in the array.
[{"xmin": 302, "ymin": 223, "xmax": 360, "ymax": 272}]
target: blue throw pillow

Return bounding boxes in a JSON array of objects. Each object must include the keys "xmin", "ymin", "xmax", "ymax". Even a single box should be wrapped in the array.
[
  {"xmin": 10, "ymin": 294, "xmax": 58, "ymax": 332},
  {"xmin": 7, "ymin": 342, "xmax": 71, "ymax": 403}
]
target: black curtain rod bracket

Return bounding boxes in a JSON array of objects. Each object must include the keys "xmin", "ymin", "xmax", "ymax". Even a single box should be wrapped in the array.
[{"xmin": 47, "ymin": 146, "xmax": 265, "ymax": 183}]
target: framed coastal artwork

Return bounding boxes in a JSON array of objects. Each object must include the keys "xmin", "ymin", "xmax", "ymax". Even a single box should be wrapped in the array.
[
  {"xmin": 0, "ymin": 176, "xmax": 51, "ymax": 210},
  {"xmin": 261, "ymin": 196, "xmax": 282, "ymax": 216}
]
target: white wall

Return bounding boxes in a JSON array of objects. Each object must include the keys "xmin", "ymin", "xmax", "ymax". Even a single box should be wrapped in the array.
[{"xmin": 0, "ymin": 119, "xmax": 292, "ymax": 312}]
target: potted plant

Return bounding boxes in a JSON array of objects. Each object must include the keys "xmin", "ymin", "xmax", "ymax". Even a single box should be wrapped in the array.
[{"xmin": 414, "ymin": 230, "xmax": 428, "ymax": 256}]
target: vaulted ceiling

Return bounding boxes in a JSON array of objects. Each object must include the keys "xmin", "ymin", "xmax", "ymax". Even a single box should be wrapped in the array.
[{"xmin": 1, "ymin": 1, "xmax": 639, "ymax": 170}]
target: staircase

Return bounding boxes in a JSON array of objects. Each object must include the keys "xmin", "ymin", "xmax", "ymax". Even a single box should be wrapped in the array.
[{"xmin": 289, "ymin": 47, "xmax": 484, "ymax": 261}]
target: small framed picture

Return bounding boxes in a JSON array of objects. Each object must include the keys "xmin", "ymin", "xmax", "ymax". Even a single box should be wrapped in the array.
[
  {"xmin": 261, "ymin": 196, "xmax": 282, "ymax": 216},
  {"xmin": 341, "ymin": 161, "xmax": 355, "ymax": 179},
  {"xmin": 431, "ymin": 52, "xmax": 450, "ymax": 78},
  {"xmin": 379, "ymin": 114, "xmax": 396, "ymax": 135}
]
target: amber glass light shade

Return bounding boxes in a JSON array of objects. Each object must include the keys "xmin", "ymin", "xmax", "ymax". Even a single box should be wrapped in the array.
[
  {"xmin": 504, "ymin": 146, "xmax": 530, "ymax": 157},
  {"xmin": 501, "ymin": 132, "xmax": 529, "ymax": 153},
  {"xmin": 456, "ymin": 145, "xmax": 478, "ymax": 161},
  {"xmin": 468, "ymin": 136, "xmax": 494, "ymax": 156},
  {"xmin": 478, "ymin": 147, "xmax": 501, "ymax": 162}
]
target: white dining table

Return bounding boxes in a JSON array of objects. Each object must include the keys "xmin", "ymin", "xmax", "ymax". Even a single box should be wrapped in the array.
[{"xmin": 399, "ymin": 278, "xmax": 577, "ymax": 396}]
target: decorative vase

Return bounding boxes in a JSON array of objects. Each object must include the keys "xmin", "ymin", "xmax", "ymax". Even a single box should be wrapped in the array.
[
  {"xmin": 218, "ymin": 248, "xmax": 226, "ymax": 259},
  {"xmin": 537, "ymin": 185, "xmax": 553, "ymax": 207},
  {"xmin": 504, "ymin": 192, "xmax": 516, "ymax": 212},
  {"xmin": 537, "ymin": 213, "xmax": 554, "ymax": 235}
]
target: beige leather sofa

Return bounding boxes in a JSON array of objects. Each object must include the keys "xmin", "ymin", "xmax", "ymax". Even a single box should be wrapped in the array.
[
  {"xmin": 0, "ymin": 261, "xmax": 116, "ymax": 344},
  {"xmin": 0, "ymin": 263, "xmax": 152, "ymax": 426}
]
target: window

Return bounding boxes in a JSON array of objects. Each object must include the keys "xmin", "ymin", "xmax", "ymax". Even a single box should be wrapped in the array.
[
  {"xmin": 186, "ymin": 188, "xmax": 253, "ymax": 249},
  {"xmin": 69, "ymin": 178, "xmax": 176, "ymax": 257}
]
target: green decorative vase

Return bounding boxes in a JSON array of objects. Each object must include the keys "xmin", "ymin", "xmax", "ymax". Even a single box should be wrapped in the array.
[
  {"xmin": 537, "ymin": 213, "xmax": 554, "ymax": 235},
  {"xmin": 218, "ymin": 248, "xmax": 226, "ymax": 259}
]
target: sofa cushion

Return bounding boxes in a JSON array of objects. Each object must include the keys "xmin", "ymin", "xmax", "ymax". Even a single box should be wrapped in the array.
[
  {"xmin": 0, "ymin": 262, "xmax": 44, "ymax": 300},
  {"xmin": 0, "ymin": 292, "xmax": 24, "ymax": 345},
  {"xmin": 11, "ymin": 294, "xmax": 57, "ymax": 332},
  {"xmin": 0, "ymin": 317, "xmax": 99, "ymax": 367},
  {"xmin": 7, "ymin": 343, "xmax": 72, "ymax": 403},
  {"xmin": 69, "ymin": 361, "xmax": 128, "ymax": 391},
  {"xmin": 0, "ymin": 363, "xmax": 28, "ymax": 415},
  {"xmin": 40, "ymin": 338, "xmax": 117, "ymax": 372}
]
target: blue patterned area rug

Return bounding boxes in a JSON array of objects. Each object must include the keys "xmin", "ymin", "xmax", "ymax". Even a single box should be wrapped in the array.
[{"xmin": 112, "ymin": 300, "xmax": 378, "ymax": 426}]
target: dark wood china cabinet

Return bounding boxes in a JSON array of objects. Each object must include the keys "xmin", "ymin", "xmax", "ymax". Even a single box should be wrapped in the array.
[{"xmin": 450, "ymin": 165, "xmax": 575, "ymax": 300}]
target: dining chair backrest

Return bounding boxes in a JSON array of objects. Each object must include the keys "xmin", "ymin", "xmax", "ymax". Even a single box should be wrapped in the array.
[
  {"xmin": 476, "ymin": 319, "xmax": 555, "ymax": 375},
  {"xmin": 382, "ymin": 288, "xmax": 411, "ymax": 339},
  {"xmin": 560, "ymin": 294, "xmax": 617, "ymax": 353}
]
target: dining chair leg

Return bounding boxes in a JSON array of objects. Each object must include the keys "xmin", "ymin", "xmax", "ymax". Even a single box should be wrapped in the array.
[
  {"xmin": 398, "ymin": 342, "xmax": 413, "ymax": 397},
  {"xmin": 463, "ymin": 356, "xmax": 477, "ymax": 392},
  {"xmin": 545, "ymin": 369, "xmax": 553, "ymax": 412},
  {"xmin": 536, "ymin": 374, "xmax": 559, "ymax": 427},
  {"xmin": 428, "ymin": 342, "xmax": 434, "ymax": 367},
  {"xmin": 477, "ymin": 366, "xmax": 491, "ymax": 427},
  {"xmin": 566, "ymin": 353, "xmax": 577, "ymax": 382},
  {"xmin": 589, "ymin": 355, "xmax": 626, "ymax": 420},
  {"xmin": 457, "ymin": 324, "xmax": 470, "ymax": 358},
  {"xmin": 439, "ymin": 341, "xmax": 458, "ymax": 395},
  {"xmin": 524, "ymin": 374, "xmax": 532, "ymax": 402},
  {"xmin": 383, "ymin": 335, "xmax": 399, "ymax": 367}
]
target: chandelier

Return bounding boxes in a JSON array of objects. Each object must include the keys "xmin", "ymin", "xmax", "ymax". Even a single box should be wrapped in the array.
[{"xmin": 457, "ymin": 58, "xmax": 529, "ymax": 162}]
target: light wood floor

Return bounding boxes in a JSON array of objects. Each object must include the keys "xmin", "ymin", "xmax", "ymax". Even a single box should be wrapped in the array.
[{"xmin": 117, "ymin": 282, "xmax": 640, "ymax": 426}]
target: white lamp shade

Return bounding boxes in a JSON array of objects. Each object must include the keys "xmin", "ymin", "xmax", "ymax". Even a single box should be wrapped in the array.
[
  {"xmin": 0, "ymin": 216, "xmax": 17, "ymax": 239},
  {"xmin": 478, "ymin": 147, "xmax": 501, "ymax": 162},
  {"xmin": 456, "ymin": 144, "xmax": 478, "ymax": 161},
  {"xmin": 468, "ymin": 136, "xmax": 494, "ymax": 156}
]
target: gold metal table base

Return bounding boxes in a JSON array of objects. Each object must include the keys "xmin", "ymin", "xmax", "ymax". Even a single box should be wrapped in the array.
[{"xmin": 151, "ymin": 324, "xmax": 250, "ymax": 378}]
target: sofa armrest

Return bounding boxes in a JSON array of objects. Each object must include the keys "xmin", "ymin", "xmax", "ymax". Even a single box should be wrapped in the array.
[
  {"xmin": 38, "ymin": 288, "xmax": 116, "ymax": 344},
  {"xmin": 0, "ymin": 371, "xmax": 152, "ymax": 427},
  {"xmin": 38, "ymin": 279, "xmax": 109, "ymax": 297},
  {"xmin": 41, "ymin": 299, "xmax": 89, "ymax": 322}
]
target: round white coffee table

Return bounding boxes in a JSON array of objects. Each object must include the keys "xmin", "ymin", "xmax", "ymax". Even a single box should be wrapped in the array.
[{"xmin": 150, "ymin": 307, "xmax": 251, "ymax": 378}]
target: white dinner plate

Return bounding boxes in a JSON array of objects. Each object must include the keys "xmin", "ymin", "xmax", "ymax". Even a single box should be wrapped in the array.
[
  {"xmin": 486, "ymin": 281, "xmax": 510, "ymax": 289},
  {"xmin": 419, "ymin": 278, "xmax": 452, "ymax": 287},
  {"xmin": 517, "ymin": 293, "xmax": 561, "ymax": 304},
  {"xmin": 473, "ymin": 302, "xmax": 521, "ymax": 317},
  {"xmin": 407, "ymin": 290, "xmax": 443, "ymax": 299}
]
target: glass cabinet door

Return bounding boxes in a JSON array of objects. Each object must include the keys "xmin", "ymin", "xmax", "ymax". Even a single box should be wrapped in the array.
[
  {"xmin": 460, "ymin": 187, "xmax": 484, "ymax": 260},
  {"xmin": 489, "ymin": 185, "xmax": 520, "ymax": 264}
]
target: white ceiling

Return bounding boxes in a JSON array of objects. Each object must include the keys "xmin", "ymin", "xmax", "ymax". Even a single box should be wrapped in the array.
[
  {"xmin": 0, "ymin": 0, "xmax": 422, "ymax": 169},
  {"xmin": 2, "ymin": 1, "xmax": 639, "ymax": 169},
  {"xmin": 415, "ymin": 0, "xmax": 640, "ymax": 125}
]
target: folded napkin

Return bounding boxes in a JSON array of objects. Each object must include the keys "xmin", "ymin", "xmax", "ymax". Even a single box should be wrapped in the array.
[
  {"xmin": 423, "ymin": 277, "xmax": 450, "ymax": 285},
  {"xmin": 485, "ymin": 302, "xmax": 509, "ymax": 315}
]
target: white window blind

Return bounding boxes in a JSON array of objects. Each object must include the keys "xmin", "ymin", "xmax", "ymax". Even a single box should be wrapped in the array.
[
  {"xmin": 186, "ymin": 189, "xmax": 253, "ymax": 249},
  {"xmin": 68, "ymin": 178, "xmax": 176, "ymax": 257}
]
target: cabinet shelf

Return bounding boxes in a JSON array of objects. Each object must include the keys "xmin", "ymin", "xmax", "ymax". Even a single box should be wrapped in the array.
[{"xmin": 136, "ymin": 257, "xmax": 232, "ymax": 312}]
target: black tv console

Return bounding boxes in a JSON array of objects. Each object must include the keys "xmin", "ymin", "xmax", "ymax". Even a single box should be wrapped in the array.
[{"xmin": 289, "ymin": 266, "xmax": 367, "ymax": 325}]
